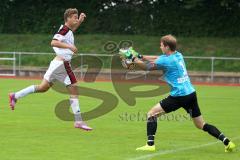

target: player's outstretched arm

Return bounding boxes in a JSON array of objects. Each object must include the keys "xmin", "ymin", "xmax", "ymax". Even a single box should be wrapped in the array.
[
  {"xmin": 142, "ymin": 55, "xmax": 158, "ymax": 62},
  {"xmin": 51, "ymin": 40, "xmax": 78, "ymax": 53},
  {"xmin": 72, "ymin": 13, "xmax": 86, "ymax": 32},
  {"xmin": 134, "ymin": 58, "xmax": 158, "ymax": 71},
  {"xmin": 119, "ymin": 47, "xmax": 158, "ymax": 71}
]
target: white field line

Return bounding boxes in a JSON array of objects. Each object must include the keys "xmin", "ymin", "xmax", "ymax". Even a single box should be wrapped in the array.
[{"xmin": 128, "ymin": 136, "xmax": 239, "ymax": 160}]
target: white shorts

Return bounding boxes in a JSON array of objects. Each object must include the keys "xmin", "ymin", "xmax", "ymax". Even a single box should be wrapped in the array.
[{"xmin": 43, "ymin": 60, "xmax": 77, "ymax": 86}]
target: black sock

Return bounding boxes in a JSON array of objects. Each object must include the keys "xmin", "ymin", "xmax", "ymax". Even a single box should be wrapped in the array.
[
  {"xmin": 147, "ymin": 116, "xmax": 157, "ymax": 146},
  {"xmin": 219, "ymin": 133, "xmax": 230, "ymax": 146},
  {"xmin": 203, "ymin": 123, "xmax": 230, "ymax": 146}
]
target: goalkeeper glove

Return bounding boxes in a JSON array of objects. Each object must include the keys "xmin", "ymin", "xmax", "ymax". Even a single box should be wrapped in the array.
[
  {"xmin": 129, "ymin": 47, "xmax": 143, "ymax": 59},
  {"xmin": 119, "ymin": 47, "xmax": 142, "ymax": 60}
]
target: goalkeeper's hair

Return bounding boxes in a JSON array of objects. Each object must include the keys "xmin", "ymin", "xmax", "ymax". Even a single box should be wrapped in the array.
[
  {"xmin": 64, "ymin": 8, "xmax": 78, "ymax": 22},
  {"xmin": 161, "ymin": 34, "xmax": 177, "ymax": 51}
]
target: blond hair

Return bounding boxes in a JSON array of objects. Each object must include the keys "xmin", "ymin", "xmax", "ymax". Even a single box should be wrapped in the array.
[
  {"xmin": 161, "ymin": 34, "xmax": 177, "ymax": 51},
  {"xmin": 64, "ymin": 8, "xmax": 78, "ymax": 22}
]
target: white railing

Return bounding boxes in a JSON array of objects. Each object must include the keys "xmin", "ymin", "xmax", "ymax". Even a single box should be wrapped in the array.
[
  {"xmin": 0, "ymin": 52, "xmax": 16, "ymax": 76},
  {"xmin": 0, "ymin": 52, "xmax": 113, "ymax": 77},
  {"xmin": 0, "ymin": 52, "xmax": 240, "ymax": 81},
  {"xmin": 184, "ymin": 56, "xmax": 240, "ymax": 81}
]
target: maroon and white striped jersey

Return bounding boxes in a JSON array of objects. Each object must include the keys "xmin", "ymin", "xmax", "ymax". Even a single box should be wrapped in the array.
[{"xmin": 52, "ymin": 25, "xmax": 74, "ymax": 61}]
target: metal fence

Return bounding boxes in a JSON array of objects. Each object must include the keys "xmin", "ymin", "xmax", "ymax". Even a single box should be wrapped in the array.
[{"xmin": 0, "ymin": 51, "xmax": 240, "ymax": 82}]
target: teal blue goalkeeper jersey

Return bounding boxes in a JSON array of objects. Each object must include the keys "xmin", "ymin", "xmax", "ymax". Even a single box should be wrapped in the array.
[{"xmin": 154, "ymin": 51, "xmax": 195, "ymax": 97}]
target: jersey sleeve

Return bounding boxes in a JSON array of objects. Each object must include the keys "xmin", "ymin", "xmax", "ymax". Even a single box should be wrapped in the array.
[
  {"xmin": 52, "ymin": 25, "xmax": 69, "ymax": 42},
  {"xmin": 53, "ymin": 34, "xmax": 66, "ymax": 41},
  {"xmin": 154, "ymin": 56, "xmax": 165, "ymax": 69}
]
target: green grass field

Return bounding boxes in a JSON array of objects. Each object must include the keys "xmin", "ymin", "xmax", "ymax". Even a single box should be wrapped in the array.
[{"xmin": 0, "ymin": 78, "xmax": 239, "ymax": 160}]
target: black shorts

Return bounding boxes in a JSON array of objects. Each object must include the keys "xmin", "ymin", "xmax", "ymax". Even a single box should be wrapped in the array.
[{"xmin": 160, "ymin": 92, "xmax": 201, "ymax": 118}]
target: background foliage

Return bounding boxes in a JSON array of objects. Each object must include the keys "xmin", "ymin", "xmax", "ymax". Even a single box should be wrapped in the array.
[{"xmin": 1, "ymin": 0, "xmax": 240, "ymax": 36}]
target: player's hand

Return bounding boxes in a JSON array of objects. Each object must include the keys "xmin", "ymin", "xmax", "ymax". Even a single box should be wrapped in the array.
[
  {"xmin": 69, "ymin": 45, "xmax": 78, "ymax": 54},
  {"xmin": 119, "ymin": 47, "xmax": 142, "ymax": 60},
  {"xmin": 79, "ymin": 13, "xmax": 86, "ymax": 23},
  {"xmin": 130, "ymin": 47, "xmax": 143, "ymax": 59},
  {"xmin": 119, "ymin": 48, "xmax": 132, "ymax": 59},
  {"xmin": 119, "ymin": 47, "xmax": 140, "ymax": 70}
]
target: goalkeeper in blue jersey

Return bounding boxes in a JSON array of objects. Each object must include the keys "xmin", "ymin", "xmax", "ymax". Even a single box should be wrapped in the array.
[{"xmin": 120, "ymin": 35, "xmax": 236, "ymax": 152}]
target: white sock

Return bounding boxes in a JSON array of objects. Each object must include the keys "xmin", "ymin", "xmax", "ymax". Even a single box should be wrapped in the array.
[
  {"xmin": 70, "ymin": 98, "xmax": 82, "ymax": 121},
  {"xmin": 15, "ymin": 85, "xmax": 36, "ymax": 99}
]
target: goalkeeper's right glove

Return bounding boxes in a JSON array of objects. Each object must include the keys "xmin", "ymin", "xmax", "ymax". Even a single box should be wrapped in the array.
[{"xmin": 129, "ymin": 47, "xmax": 143, "ymax": 59}]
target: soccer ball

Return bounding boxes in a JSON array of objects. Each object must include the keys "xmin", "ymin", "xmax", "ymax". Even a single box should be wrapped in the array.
[{"xmin": 121, "ymin": 58, "xmax": 136, "ymax": 70}]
